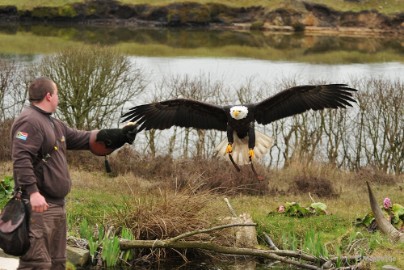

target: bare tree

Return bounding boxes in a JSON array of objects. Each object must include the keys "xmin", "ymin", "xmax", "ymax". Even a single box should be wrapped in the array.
[
  {"xmin": 353, "ymin": 79, "xmax": 404, "ymax": 174},
  {"xmin": 0, "ymin": 60, "xmax": 27, "ymax": 121},
  {"xmin": 0, "ymin": 60, "xmax": 29, "ymax": 161},
  {"xmin": 122, "ymin": 73, "xmax": 403, "ymax": 175},
  {"xmin": 158, "ymin": 74, "xmax": 226, "ymax": 159},
  {"xmin": 35, "ymin": 45, "xmax": 146, "ymax": 129}
]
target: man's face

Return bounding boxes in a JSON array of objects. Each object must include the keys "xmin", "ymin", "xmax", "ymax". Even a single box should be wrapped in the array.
[{"xmin": 49, "ymin": 83, "xmax": 59, "ymax": 113}]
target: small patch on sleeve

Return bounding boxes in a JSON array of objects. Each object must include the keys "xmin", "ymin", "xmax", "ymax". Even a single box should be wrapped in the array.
[{"xmin": 16, "ymin": 131, "xmax": 28, "ymax": 141}]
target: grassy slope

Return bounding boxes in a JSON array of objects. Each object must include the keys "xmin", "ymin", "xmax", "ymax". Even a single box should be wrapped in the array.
[
  {"xmin": 61, "ymin": 163, "xmax": 404, "ymax": 269},
  {"xmin": 0, "ymin": 0, "xmax": 403, "ymax": 15},
  {"xmin": 1, "ymin": 158, "xmax": 403, "ymax": 269}
]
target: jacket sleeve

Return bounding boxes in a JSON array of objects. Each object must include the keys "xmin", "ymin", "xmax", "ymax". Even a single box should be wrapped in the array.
[
  {"xmin": 60, "ymin": 121, "xmax": 91, "ymax": 150},
  {"xmin": 11, "ymin": 120, "xmax": 43, "ymax": 195}
]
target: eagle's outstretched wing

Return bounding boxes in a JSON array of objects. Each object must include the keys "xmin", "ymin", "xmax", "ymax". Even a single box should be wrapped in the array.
[
  {"xmin": 253, "ymin": 84, "xmax": 357, "ymax": 125},
  {"xmin": 121, "ymin": 98, "xmax": 228, "ymax": 131}
]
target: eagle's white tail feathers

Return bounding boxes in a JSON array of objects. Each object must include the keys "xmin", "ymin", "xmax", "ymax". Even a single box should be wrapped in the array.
[{"xmin": 214, "ymin": 131, "xmax": 273, "ymax": 166}]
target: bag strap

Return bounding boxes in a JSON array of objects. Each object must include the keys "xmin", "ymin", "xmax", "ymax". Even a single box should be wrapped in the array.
[
  {"xmin": 35, "ymin": 117, "xmax": 59, "ymax": 165},
  {"xmin": 13, "ymin": 186, "xmax": 23, "ymax": 200}
]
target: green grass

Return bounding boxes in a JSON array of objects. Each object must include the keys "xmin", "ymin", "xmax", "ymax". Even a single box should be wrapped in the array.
[
  {"xmin": 1, "ymin": 159, "xmax": 403, "ymax": 268},
  {"xmin": 54, "ymin": 162, "xmax": 404, "ymax": 268},
  {"xmin": 0, "ymin": 0, "xmax": 403, "ymax": 15},
  {"xmin": 0, "ymin": 32, "xmax": 79, "ymax": 56},
  {"xmin": 0, "ymin": 0, "xmax": 80, "ymax": 10}
]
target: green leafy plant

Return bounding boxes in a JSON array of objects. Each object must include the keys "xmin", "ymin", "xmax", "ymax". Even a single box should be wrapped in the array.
[
  {"xmin": 77, "ymin": 219, "xmax": 137, "ymax": 267},
  {"xmin": 101, "ymin": 236, "xmax": 120, "ymax": 267},
  {"xmin": 66, "ymin": 261, "xmax": 76, "ymax": 270},
  {"xmin": 281, "ymin": 231, "xmax": 298, "ymax": 250},
  {"xmin": 303, "ymin": 229, "xmax": 329, "ymax": 258},
  {"xmin": 79, "ymin": 219, "xmax": 99, "ymax": 261},
  {"xmin": 0, "ymin": 176, "xmax": 14, "ymax": 208},
  {"xmin": 310, "ymin": 202, "xmax": 327, "ymax": 214},
  {"xmin": 355, "ymin": 198, "xmax": 404, "ymax": 232},
  {"xmin": 79, "ymin": 218, "xmax": 91, "ymax": 239},
  {"xmin": 88, "ymin": 237, "xmax": 99, "ymax": 262},
  {"xmin": 97, "ymin": 225, "xmax": 105, "ymax": 241},
  {"xmin": 0, "ymin": 175, "xmax": 14, "ymax": 195},
  {"xmin": 282, "ymin": 229, "xmax": 329, "ymax": 259},
  {"xmin": 270, "ymin": 201, "xmax": 328, "ymax": 218},
  {"xmin": 334, "ymin": 247, "xmax": 343, "ymax": 268},
  {"xmin": 391, "ymin": 204, "xmax": 404, "ymax": 226},
  {"xmin": 120, "ymin": 227, "xmax": 135, "ymax": 262}
]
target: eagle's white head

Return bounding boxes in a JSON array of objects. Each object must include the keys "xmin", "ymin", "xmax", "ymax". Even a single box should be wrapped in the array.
[{"xmin": 230, "ymin": 106, "xmax": 248, "ymax": 120}]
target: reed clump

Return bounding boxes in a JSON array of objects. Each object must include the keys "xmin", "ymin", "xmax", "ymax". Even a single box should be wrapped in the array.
[{"xmin": 108, "ymin": 147, "xmax": 270, "ymax": 195}]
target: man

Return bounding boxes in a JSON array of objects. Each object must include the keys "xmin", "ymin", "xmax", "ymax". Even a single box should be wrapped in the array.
[{"xmin": 10, "ymin": 77, "xmax": 137, "ymax": 269}]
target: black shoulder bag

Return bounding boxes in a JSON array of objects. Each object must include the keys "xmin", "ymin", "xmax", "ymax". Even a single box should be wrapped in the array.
[{"xmin": 0, "ymin": 188, "xmax": 30, "ymax": 256}]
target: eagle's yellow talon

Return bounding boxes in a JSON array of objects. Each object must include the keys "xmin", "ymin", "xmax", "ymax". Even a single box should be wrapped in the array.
[
  {"xmin": 226, "ymin": 144, "xmax": 233, "ymax": 154},
  {"xmin": 249, "ymin": 149, "xmax": 255, "ymax": 159}
]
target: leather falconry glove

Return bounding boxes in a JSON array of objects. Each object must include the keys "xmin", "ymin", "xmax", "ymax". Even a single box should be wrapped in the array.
[{"xmin": 96, "ymin": 122, "xmax": 138, "ymax": 149}]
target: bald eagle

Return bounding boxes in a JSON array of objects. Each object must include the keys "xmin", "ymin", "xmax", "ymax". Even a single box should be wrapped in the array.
[{"xmin": 121, "ymin": 84, "xmax": 357, "ymax": 167}]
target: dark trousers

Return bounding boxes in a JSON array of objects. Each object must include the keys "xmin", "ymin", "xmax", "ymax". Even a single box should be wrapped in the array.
[{"xmin": 18, "ymin": 203, "xmax": 66, "ymax": 270}]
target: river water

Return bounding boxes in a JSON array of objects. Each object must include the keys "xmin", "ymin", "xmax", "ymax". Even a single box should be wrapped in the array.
[
  {"xmin": 1, "ymin": 26, "xmax": 403, "ymax": 76},
  {"xmin": 1, "ymin": 25, "xmax": 403, "ymax": 98},
  {"xmin": 132, "ymin": 56, "xmax": 403, "ymax": 88}
]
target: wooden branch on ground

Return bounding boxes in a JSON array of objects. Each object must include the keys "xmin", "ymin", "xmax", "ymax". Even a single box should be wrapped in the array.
[
  {"xmin": 263, "ymin": 232, "xmax": 279, "ymax": 250},
  {"xmin": 224, "ymin": 197, "xmax": 237, "ymax": 217},
  {"xmin": 119, "ymin": 222, "xmax": 363, "ymax": 270},
  {"xmin": 120, "ymin": 239, "xmax": 362, "ymax": 270},
  {"xmin": 168, "ymin": 223, "xmax": 256, "ymax": 242},
  {"xmin": 117, "ymin": 193, "xmax": 365, "ymax": 269},
  {"xmin": 121, "ymin": 239, "xmax": 320, "ymax": 269}
]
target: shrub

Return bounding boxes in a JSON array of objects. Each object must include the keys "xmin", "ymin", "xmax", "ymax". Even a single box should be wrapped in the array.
[
  {"xmin": 34, "ymin": 45, "xmax": 146, "ymax": 130},
  {"xmin": 0, "ymin": 119, "xmax": 13, "ymax": 162},
  {"xmin": 108, "ymin": 147, "xmax": 270, "ymax": 195},
  {"xmin": 289, "ymin": 175, "xmax": 339, "ymax": 198}
]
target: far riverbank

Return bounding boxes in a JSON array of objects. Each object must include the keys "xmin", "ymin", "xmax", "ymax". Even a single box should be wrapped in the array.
[{"xmin": 0, "ymin": 1, "xmax": 403, "ymax": 36}]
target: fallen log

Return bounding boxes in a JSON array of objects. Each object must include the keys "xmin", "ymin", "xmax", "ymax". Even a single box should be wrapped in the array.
[
  {"xmin": 121, "ymin": 239, "xmax": 321, "ymax": 269},
  {"xmin": 119, "ymin": 223, "xmax": 363, "ymax": 270}
]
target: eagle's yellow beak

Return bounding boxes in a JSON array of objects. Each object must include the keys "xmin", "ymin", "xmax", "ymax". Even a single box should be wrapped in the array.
[{"xmin": 233, "ymin": 110, "xmax": 239, "ymax": 118}]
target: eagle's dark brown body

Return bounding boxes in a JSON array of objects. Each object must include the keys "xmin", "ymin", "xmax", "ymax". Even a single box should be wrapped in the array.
[{"xmin": 122, "ymin": 84, "xmax": 357, "ymax": 165}]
